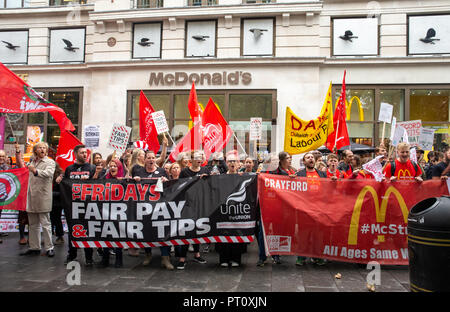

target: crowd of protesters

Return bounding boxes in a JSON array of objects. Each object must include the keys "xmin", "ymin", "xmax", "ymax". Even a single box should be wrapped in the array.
[{"xmin": 1, "ymin": 136, "xmax": 450, "ymax": 270}]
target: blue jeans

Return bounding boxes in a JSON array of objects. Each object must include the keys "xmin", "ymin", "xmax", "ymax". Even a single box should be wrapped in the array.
[{"xmin": 256, "ymin": 219, "xmax": 267, "ymax": 261}]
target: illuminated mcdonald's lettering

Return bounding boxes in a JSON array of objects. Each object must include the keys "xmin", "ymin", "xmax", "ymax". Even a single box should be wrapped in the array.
[
  {"xmin": 335, "ymin": 96, "xmax": 365, "ymax": 121},
  {"xmin": 348, "ymin": 185, "xmax": 408, "ymax": 245}
]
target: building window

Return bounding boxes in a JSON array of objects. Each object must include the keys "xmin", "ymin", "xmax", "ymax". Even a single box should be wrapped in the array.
[
  {"xmin": 187, "ymin": 0, "xmax": 216, "ymax": 6},
  {"xmin": 4, "ymin": 89, "xmax": 83, "ymax": 159},
  {"xmin": 127, "ymin": 90, "xmax": 276, "ymax": 156},
  {"xmin": 244, "ymin": 0, "xmax": 275, "ymax": 3},
  {"xmin": 49, "ymin": 0, "xmax": 87, "ymax": 6},
  {"xmin": 0, "ymin": 0, "xmax": 31, "ymax": 8},
  {"xmin": 135, "ymin": 0, "xmax": 163, "ymax": 8},
  {"xmin": 333, "ymin": 85, "xmax": 449, "ymax": 152}
]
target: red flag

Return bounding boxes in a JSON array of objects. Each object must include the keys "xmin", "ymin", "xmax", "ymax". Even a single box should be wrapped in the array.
[
  {"xmin": 0, "ymin": 62, "xmax": 75, "ymax": 132},
  {"xmin": 55, "ymin": 130, "xmax": 88, "ymax": 171},
  {"xmin": 326, "ymin": 70, "xmax": 350, "ymax": 152},
  {"xmin": 202, "ymin": 98, "xmax": 233, "ymax": 160},
  {"xmin": 0, "ymin": 168, "xmax": 29, "ymax": 211},
  {"xmin": 188, "ymin": 82, "xmax": 202, "ymax": 125},
  {"xmin": 139, "ymin": 91, "xmax": 160, "ymax": 153},
  {"xmin": 168, "ymin": 121, "xmax": 203, "ymax": 162}
]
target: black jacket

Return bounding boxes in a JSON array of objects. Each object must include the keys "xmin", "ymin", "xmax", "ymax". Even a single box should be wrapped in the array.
[{"xmin": 296, "ymin": 168, "xmax": 327, "ymax": 178}]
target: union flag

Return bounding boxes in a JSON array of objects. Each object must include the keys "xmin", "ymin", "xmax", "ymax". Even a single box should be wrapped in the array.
[{"xmin": 0, "ymin": 61, "xmax": 75, "ymax": 132}]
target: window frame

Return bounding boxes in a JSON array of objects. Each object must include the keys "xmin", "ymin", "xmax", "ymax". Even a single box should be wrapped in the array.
[
  {"xmin": 241, "ymin": 17, "xmax": 276, "ymax": 57},
  {"xmin": 132, "ymin": 22, "xmax": 163, "ymax": 60},
  {"xmin": 185, "ymin": 19, "xmax": 218, "ymax": 58},
  {"xmin": 331, "ymin": 16, "xmax": 380, "ymax": 57},
  {"xmin": 0, "ymin": 29, "xmax": 29, "ymax": 65}
]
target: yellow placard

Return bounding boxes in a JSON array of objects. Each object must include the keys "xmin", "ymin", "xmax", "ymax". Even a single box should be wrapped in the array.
[{"xmin": 284, "ymin": 83, "xmax": 334, "ymax": 155}]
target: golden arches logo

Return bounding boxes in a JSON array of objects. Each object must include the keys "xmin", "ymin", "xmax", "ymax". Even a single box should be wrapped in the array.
[
  {"xmin": 335, "ymin": 96, "xmax": 365, "ymax": 121},
  {"xmin": 397, "ymin": 169, "xmax": 412, "ymax": 179},
  {"xmin": 348, "ymin": 185, "xmax": 408, "ymax": 245}
]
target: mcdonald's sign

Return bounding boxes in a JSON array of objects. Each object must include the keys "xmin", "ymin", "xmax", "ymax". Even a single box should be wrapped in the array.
[
  {"xmin": 348, "ymin": 185, "xmax": 408, "ymax": 245},
  {"xmin": 335, "ymin": 96, "xmax": 365, "ymax": 121}
]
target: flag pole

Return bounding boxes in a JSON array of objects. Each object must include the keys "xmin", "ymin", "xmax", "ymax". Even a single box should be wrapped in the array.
[{"xmin": 233, "ymin": 132, "xmax": 246, "ymax": 155}]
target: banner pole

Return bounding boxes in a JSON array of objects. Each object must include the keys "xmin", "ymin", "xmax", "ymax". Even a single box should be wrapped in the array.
[
  {"xmin": 165, "ymin": 131, "xmax": 176, "ymax": 146},
  {"xmin": 233, "ymin": 132, "xmax": 246, "ymax": 155},
  {"xmin": 381, "ymin": 122, "xmax": 386, "ymax": 146}
]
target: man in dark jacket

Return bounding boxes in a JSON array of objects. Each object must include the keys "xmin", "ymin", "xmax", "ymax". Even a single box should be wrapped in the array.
[
  {"xmin": 295, "ymin": 152, "xmax": 326, "ymax": 266},
  {"xmin": 296, "ymin": 152, "xmax": 327, "ymax": 178}
]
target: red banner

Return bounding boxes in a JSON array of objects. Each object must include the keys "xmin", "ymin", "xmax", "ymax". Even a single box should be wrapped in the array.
[
  {"xmin": 258, "ymin": 173, "xmax": 449, "ymax": 265},
  {"xmin": 0, "ymin": 168, "xmax": 29, "ymax": 211}
]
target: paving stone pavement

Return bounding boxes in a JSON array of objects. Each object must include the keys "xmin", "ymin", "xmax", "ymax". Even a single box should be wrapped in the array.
[{"xmin": 0, "ymin": 233, "xmax": 410, "ymax": 292}]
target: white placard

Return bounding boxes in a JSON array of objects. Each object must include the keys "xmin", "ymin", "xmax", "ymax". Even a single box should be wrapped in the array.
[
  {"xmin": 392, "ymin": 125, "xmax": 407, "ymax": 146},
  {"xmin": 362, "ymin": 156, "xmax": 384, "ymax": 182},
  {"xmin": 155, "ymin": 177, "xmax": 163, "ymax": 193},
  {"xmin": 410, "ymin": 147, "xmax": 417, "ymax": 163},
  {"xmin": 378, "ymin": 102, "xmax": 393, "ymax": 123},
  {"xmin": 151, "ymin": 111, "xmax": 169, "ymax": 135},
  {"xmin": 397, "ymin": 120, "xmax": 422, "ymax": 147},
  {"xmin": 418, "ymin": 128, "xmax": 435, "ymax": 151},
  {"xmin": 390, "ymin": 117, "xmax": 397, "ymax": 142},
  {"xmin": 250, "ymin": 117, "xmax": 262, "ymax": 141},
  {"xmin": 84, "ymin": 125, "xmax": 100, "ymax": 148},
  {"xmin": 107, "ymin": 124, "xmax": 131, "ymax": 153}
]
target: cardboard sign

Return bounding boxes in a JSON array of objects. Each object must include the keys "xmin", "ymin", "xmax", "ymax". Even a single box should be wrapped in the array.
[
  {"xmin": 378, "ymin": 102, "xmax": 393, "ymax": 123},
  {"xmin": 83, "ymin": 125, "xmax": 100, "ymax": 148},
  {"xmin": 107, "ymin": 124, "xmax": 131, "ymax": 153},
  {"xmin": 362, "ymin": 156, "xmax": 384, "ymax": 182},
  {"xmin": 418, "ymin": 128, "xmax": 435, "ymax": 151},
  {"xmin": 397, "ymin": 120, "xmax": 422, "ymax": 147},
  {"xmin": 151, "ymin": 110, "xmax": 169, "ymax": 135},
  {"xmin": 250, "ymin": 117, "xmax": 262, "ymax": 141}
]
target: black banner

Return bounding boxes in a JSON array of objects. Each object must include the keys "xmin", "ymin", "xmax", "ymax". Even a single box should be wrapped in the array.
[{"xmin": 60, "ymin": 175, "xmax": 257, "ymax": 247}]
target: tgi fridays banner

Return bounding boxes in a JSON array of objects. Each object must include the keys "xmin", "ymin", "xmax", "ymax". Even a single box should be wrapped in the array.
[
  {"xmin": 258, "ymin": 174, "xmax": 448, "ymax": 265},
  {"xmin": 60, "ymin": 175, "xmax": 257, "ymax": 248}
]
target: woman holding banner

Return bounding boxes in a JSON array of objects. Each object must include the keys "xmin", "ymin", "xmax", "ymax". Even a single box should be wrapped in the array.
[
  {"xmin": 174, "ymin": 151, "xmax": 208, "ymax": 270},
  {"xmin": 133, "ymin": 151, "xmax": 174, "ymax": 270},
  {"xmin": 101, "ymin": 159, "xmax": 125, "ymax": 268},
  {"xmin": 215, "ymin": 150, "xmax": 247, "ymax": 268}
]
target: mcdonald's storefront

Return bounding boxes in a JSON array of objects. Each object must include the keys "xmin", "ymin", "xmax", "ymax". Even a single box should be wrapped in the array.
[
  {"xmin": 7, "ymin": 63, "xmax": 450, "ymax": 159},
  {"xmin": 330, "ymin": 83, "xmax": 450, "ymax": 150}
]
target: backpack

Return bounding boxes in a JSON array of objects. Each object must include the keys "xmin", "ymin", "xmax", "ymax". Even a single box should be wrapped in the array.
[{"xmin": 390, "ymin": 161, "xmax": 419, "ymax": 177}]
